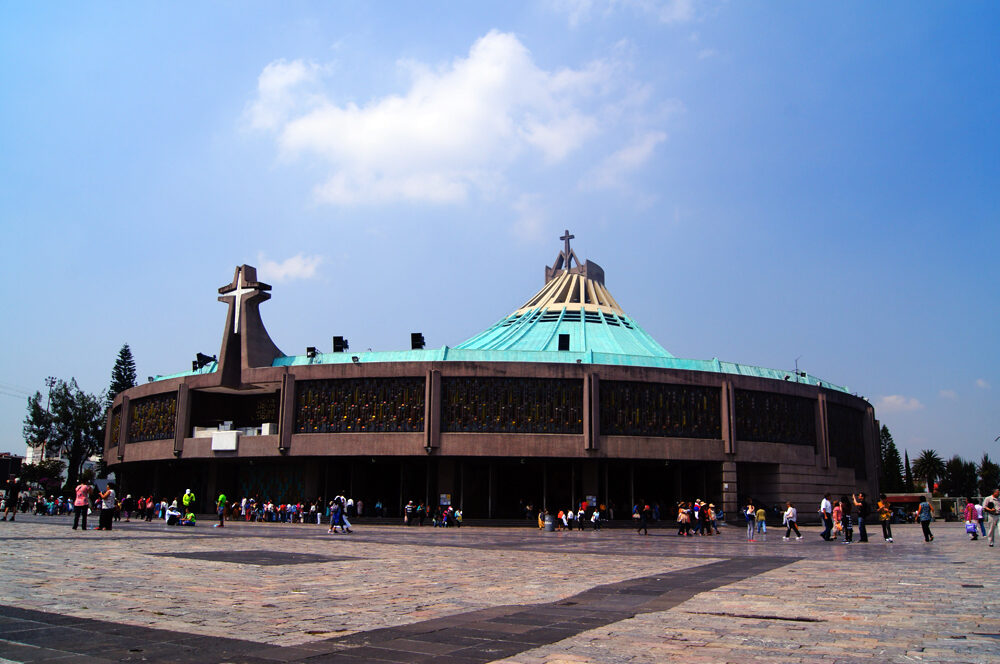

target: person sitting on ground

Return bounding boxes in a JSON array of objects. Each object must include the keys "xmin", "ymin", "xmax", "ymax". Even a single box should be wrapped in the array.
[
  {"xmin": 181, "ymin": 511, "xmax": 196, "ymax": 526},
  {"xmin": 166, "ymin": 501, "xmax": 182, "ymax": 526}
]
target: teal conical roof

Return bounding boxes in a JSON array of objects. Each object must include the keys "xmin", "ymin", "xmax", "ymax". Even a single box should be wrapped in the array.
[{"xmin": 457, "ymin": 231, "xmax": 673, "ymax": 358}]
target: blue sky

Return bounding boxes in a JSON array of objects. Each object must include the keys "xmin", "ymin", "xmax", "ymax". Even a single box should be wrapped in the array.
[{"xmin": 1, "ymin": 2, "xmax": 997, "ymax": 464}]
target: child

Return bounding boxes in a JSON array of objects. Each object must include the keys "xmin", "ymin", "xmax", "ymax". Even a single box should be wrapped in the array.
[{"xmin": 832, "ymin": 500, "xmax": 843, "ymax": 540}]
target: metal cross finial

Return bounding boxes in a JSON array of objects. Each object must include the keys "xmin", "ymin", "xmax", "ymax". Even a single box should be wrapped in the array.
[{"xmin": 560, "ymin": 230, "xmax": 574, "ymax": 263}]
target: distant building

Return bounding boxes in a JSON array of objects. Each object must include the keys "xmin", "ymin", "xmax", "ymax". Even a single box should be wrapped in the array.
[
  {"xmin": 0, "ymin": 453, "xmax": 23, "ymax": 480},
  {"xmin": 106, "ymin": 233, "xmax": 879, "ymax": 519}
]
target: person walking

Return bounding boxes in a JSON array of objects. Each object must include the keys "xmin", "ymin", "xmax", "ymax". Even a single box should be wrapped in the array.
[
  {"xmin": 831, "ymin": 499, "xmax": 843, "ymax": 541},
  {"xmin": 782, "ymin": 502, "xmax": 802, "ymax": 540},
  {"xmin": 983, "ymin": 489, "xmax": 1000, "ymax": 547},
  {"xmin": 3, "ymin": 477, "xmax": 22, "ymax": 522},
  {"xmin": 976, "ymin": 499, "xmax": 987, "ymax": 538},
  {"xmin": 963, "ymin": 498, "xmax": 979, "ymax": 541},
  {"xmin": 636, "ymin": 504, "xmax": 650, "ymax": 536},
  {"xmin": 916, "ymin": 495, "xmax": 934, "ymax": 542},
  {"xmin": 877, "ymin": 494, "xmax": 894, "ymax": 542},
  {"xmin": 853, "ymin": 492, "xmax": 870, "ymax": 542},
  {"xmin": 819, "ymin": 492, "xmax": 833, "ymax": 541}
]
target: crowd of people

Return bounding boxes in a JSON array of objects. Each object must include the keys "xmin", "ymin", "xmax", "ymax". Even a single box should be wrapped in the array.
[
  {"xmin": 7, "ymin": 473, "xmax": 1000, "ymax": 547},
  {"xmin": 402, "ymin": 501, "xmax": 463, "ymax": 527}
]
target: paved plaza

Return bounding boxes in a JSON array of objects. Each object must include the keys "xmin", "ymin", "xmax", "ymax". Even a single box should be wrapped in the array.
[{"xmin": 0, "ymin": 515, "xmax": 998, "ymax": 663}]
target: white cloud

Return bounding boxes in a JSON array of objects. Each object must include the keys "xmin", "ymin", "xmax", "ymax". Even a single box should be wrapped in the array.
[
  {"xmin": 655, "ymin": 0, "xmax": 695, "ymax": 24},
  {"xmin": 976, "ymin": 378, "xmax": 991, "ymax": 389},
  {"xmin": 249, "ymin": 31, "xmax": 623, "ymax": 206},
  {"xmin": 257, "ymin": 253, "xmax": 323, "ymax": 282},
  {"xmin": 579, "ymin": 130, "xmax": 666, "ymax": 191},
  {"xmin": 551, "ymin": 0, "xmax": 695, "ymax": 26},
  {"xmin": 245, "ymin": 60, "xmax": 327, "ymax": 131},
  {"xmin": 939, "ymin": 389, "xmax": 958, "ymax": 400},
  {"xmin": 697, "ymin": 48, "xmax": 718, "ymax": 60},
  {"xmin": 876, "ymin": 395, "xmax": 925, "ymax": 414}
]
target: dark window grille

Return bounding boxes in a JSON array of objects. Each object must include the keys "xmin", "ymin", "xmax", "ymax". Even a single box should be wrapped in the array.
[
  {"xmin": 600, "ymin": 381, "xmax": 721, "ymax": 439},
  {"xmin": 734, "ymin": 389, "xmax": 816, "ymax": 447},
  {"xmin": 295, "ymin": 378, "xmax": 425, "ymax": 433},
  {"xmin": 128, "ymin": 393, "xmax": 177, "ymax": 443},
  {"xmin": 442, "ymin": 377, "xmax": 583, "ymax": 434}
]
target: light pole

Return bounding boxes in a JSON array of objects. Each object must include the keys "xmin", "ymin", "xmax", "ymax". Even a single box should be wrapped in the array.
[{"xmin": 41, "ymin": 376, "xmax": 56, "ymax": 462}]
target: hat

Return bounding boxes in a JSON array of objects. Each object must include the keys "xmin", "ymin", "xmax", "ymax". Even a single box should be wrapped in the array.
[{"xmin": 709, "ymin": 503, "xmax": 715, "ymax": 508}]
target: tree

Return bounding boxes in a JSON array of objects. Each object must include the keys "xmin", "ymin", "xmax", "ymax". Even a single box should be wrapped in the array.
[
  {"xmin": 979, "ymin": 453, "xmax": 1000, "ymax": 496},
  {"xmin": 940, "ymin": 455, "xmax": 977, "ymax": 497},
  {"xmin": 23, "ymin": 378, "xmax": 105, "ymax": 492},
  {"xmin": 106, "ymin": 343, "xmax": 137, "ymax": 410},
  {"xmin": 19, "ymin": 458, "xmax": 66, "ymax": 492},
  {"xmin": 904, "ymin": 450, "xmax": 914, "ymax": 492},
  {"xmin": 879, "ymin": 425, "xmax": 904, "ymax": 492},
  {"xmin": 912, "ymin": 449, "xmax": 945, "ymax": 494}
]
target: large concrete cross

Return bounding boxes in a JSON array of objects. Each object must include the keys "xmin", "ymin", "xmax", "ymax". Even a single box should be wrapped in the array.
[{"xmin": 218, "ymin": 266, "xmax": 258, "ymax": 334}]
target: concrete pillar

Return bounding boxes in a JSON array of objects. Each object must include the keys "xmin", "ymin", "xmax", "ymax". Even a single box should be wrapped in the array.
[
  {"xmin": 583, "ymin": 373, "xmax": 600, "ymax": 450},
  {"xmin": 722, "ymin": 460, "xmax": 738, "ymax": 522},
  {"xmin": 721, "ymin": 381, "xmax": 735, "ymax": 454},
  {"xmin": 672, "ymin": 464, "xmax": 683, "ymax": 504},
  {"xmin": 581, "ymin": 460, "xmax": 599, "ymax": 506},
  {"xmin": 278, "ymin": 373, "xmax": 295, "ymax": 452},
  {"xmin": 488, "ymin": 462, "xmax": 495, "ymax": 518},
  {"xmin": 817, "ymin": 393, "xmax": 830, "ymax": 468},
  {"xmin": 174, "ymin": 384, "xmax": 191, "ymax": 457},
  {"xmin": 437, "ymin": 458, "xmax": 455, "ymax": 508},
  {"xmin": 206, "ymin": 462, "xmax": 218, "ymax": 510},
  {"xmin": 119, "ymin": 396, "xmax": 132, "ymax": 461},
  {"xmin": 424, "ymin": 369, "xmax": 441, "ymax": 450}
]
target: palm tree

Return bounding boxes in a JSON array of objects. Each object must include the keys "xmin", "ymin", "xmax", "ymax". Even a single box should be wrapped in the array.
[{"xmin": 912, "ymin": 449, "xmax": 945, "ymax": 494}]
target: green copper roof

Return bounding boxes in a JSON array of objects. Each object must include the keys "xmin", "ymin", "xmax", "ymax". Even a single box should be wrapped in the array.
[
  {"xmin": 268, "ymin": 347, "xmax": 848, "ymax": 392},
  {"xmin": 455, "ymin": 308, "xmax": 673, "ymax": 357}
]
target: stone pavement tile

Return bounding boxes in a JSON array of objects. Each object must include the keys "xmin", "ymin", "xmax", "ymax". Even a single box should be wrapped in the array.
[{"xmin": 4, "ymin": 518, "xmax": 1000, "ymax": 663}]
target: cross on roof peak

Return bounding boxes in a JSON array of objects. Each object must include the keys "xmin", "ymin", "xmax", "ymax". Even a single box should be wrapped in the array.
[
  {"xmin": 218, "ymin": 265, "xmax": 271, "ymax": 334},
  {"xmin": 560, "ymin": 229, "xmax": 575, "ymax": 259}
]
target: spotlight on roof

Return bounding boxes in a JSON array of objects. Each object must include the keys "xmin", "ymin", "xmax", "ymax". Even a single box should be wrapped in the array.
[
  {"xmin": 411, "ymin": 332, "xmax": 425, "ymax": 350},
  {"xmin": 147, "ymin": 376, "xmax": 154, "ymax": 383},
  {"xmin": 351, "ymin": 355, "xmax": 360, "ymax": 364},
  {"xmin": 193, "ymin": 352, "xmax": 216, "ymax": 371},
  {"xmin": 783, "ymin": 375, "xmax": 790, "ymax": 380},
  {"xmin": 333, "ymin": 336, "xmax": 349, "ymax": 353},
  {"xmin": 306, "ymin": 346, "xmax": 317, "ymax": 359}
]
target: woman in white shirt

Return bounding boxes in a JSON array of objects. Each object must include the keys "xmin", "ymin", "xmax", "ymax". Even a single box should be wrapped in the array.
[{"xmin": 782, "ymin": 501, "xmax": 802, "ymax": 540}]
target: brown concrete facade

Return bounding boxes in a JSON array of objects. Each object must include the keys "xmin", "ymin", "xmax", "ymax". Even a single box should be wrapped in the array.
[
  {"xmin": 104, "ymin": 264, "xmax": 878, "ymax": 521},
  {"xmin": 106, "ymin": 359, "xmax": 877, "ymax": 522}
]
